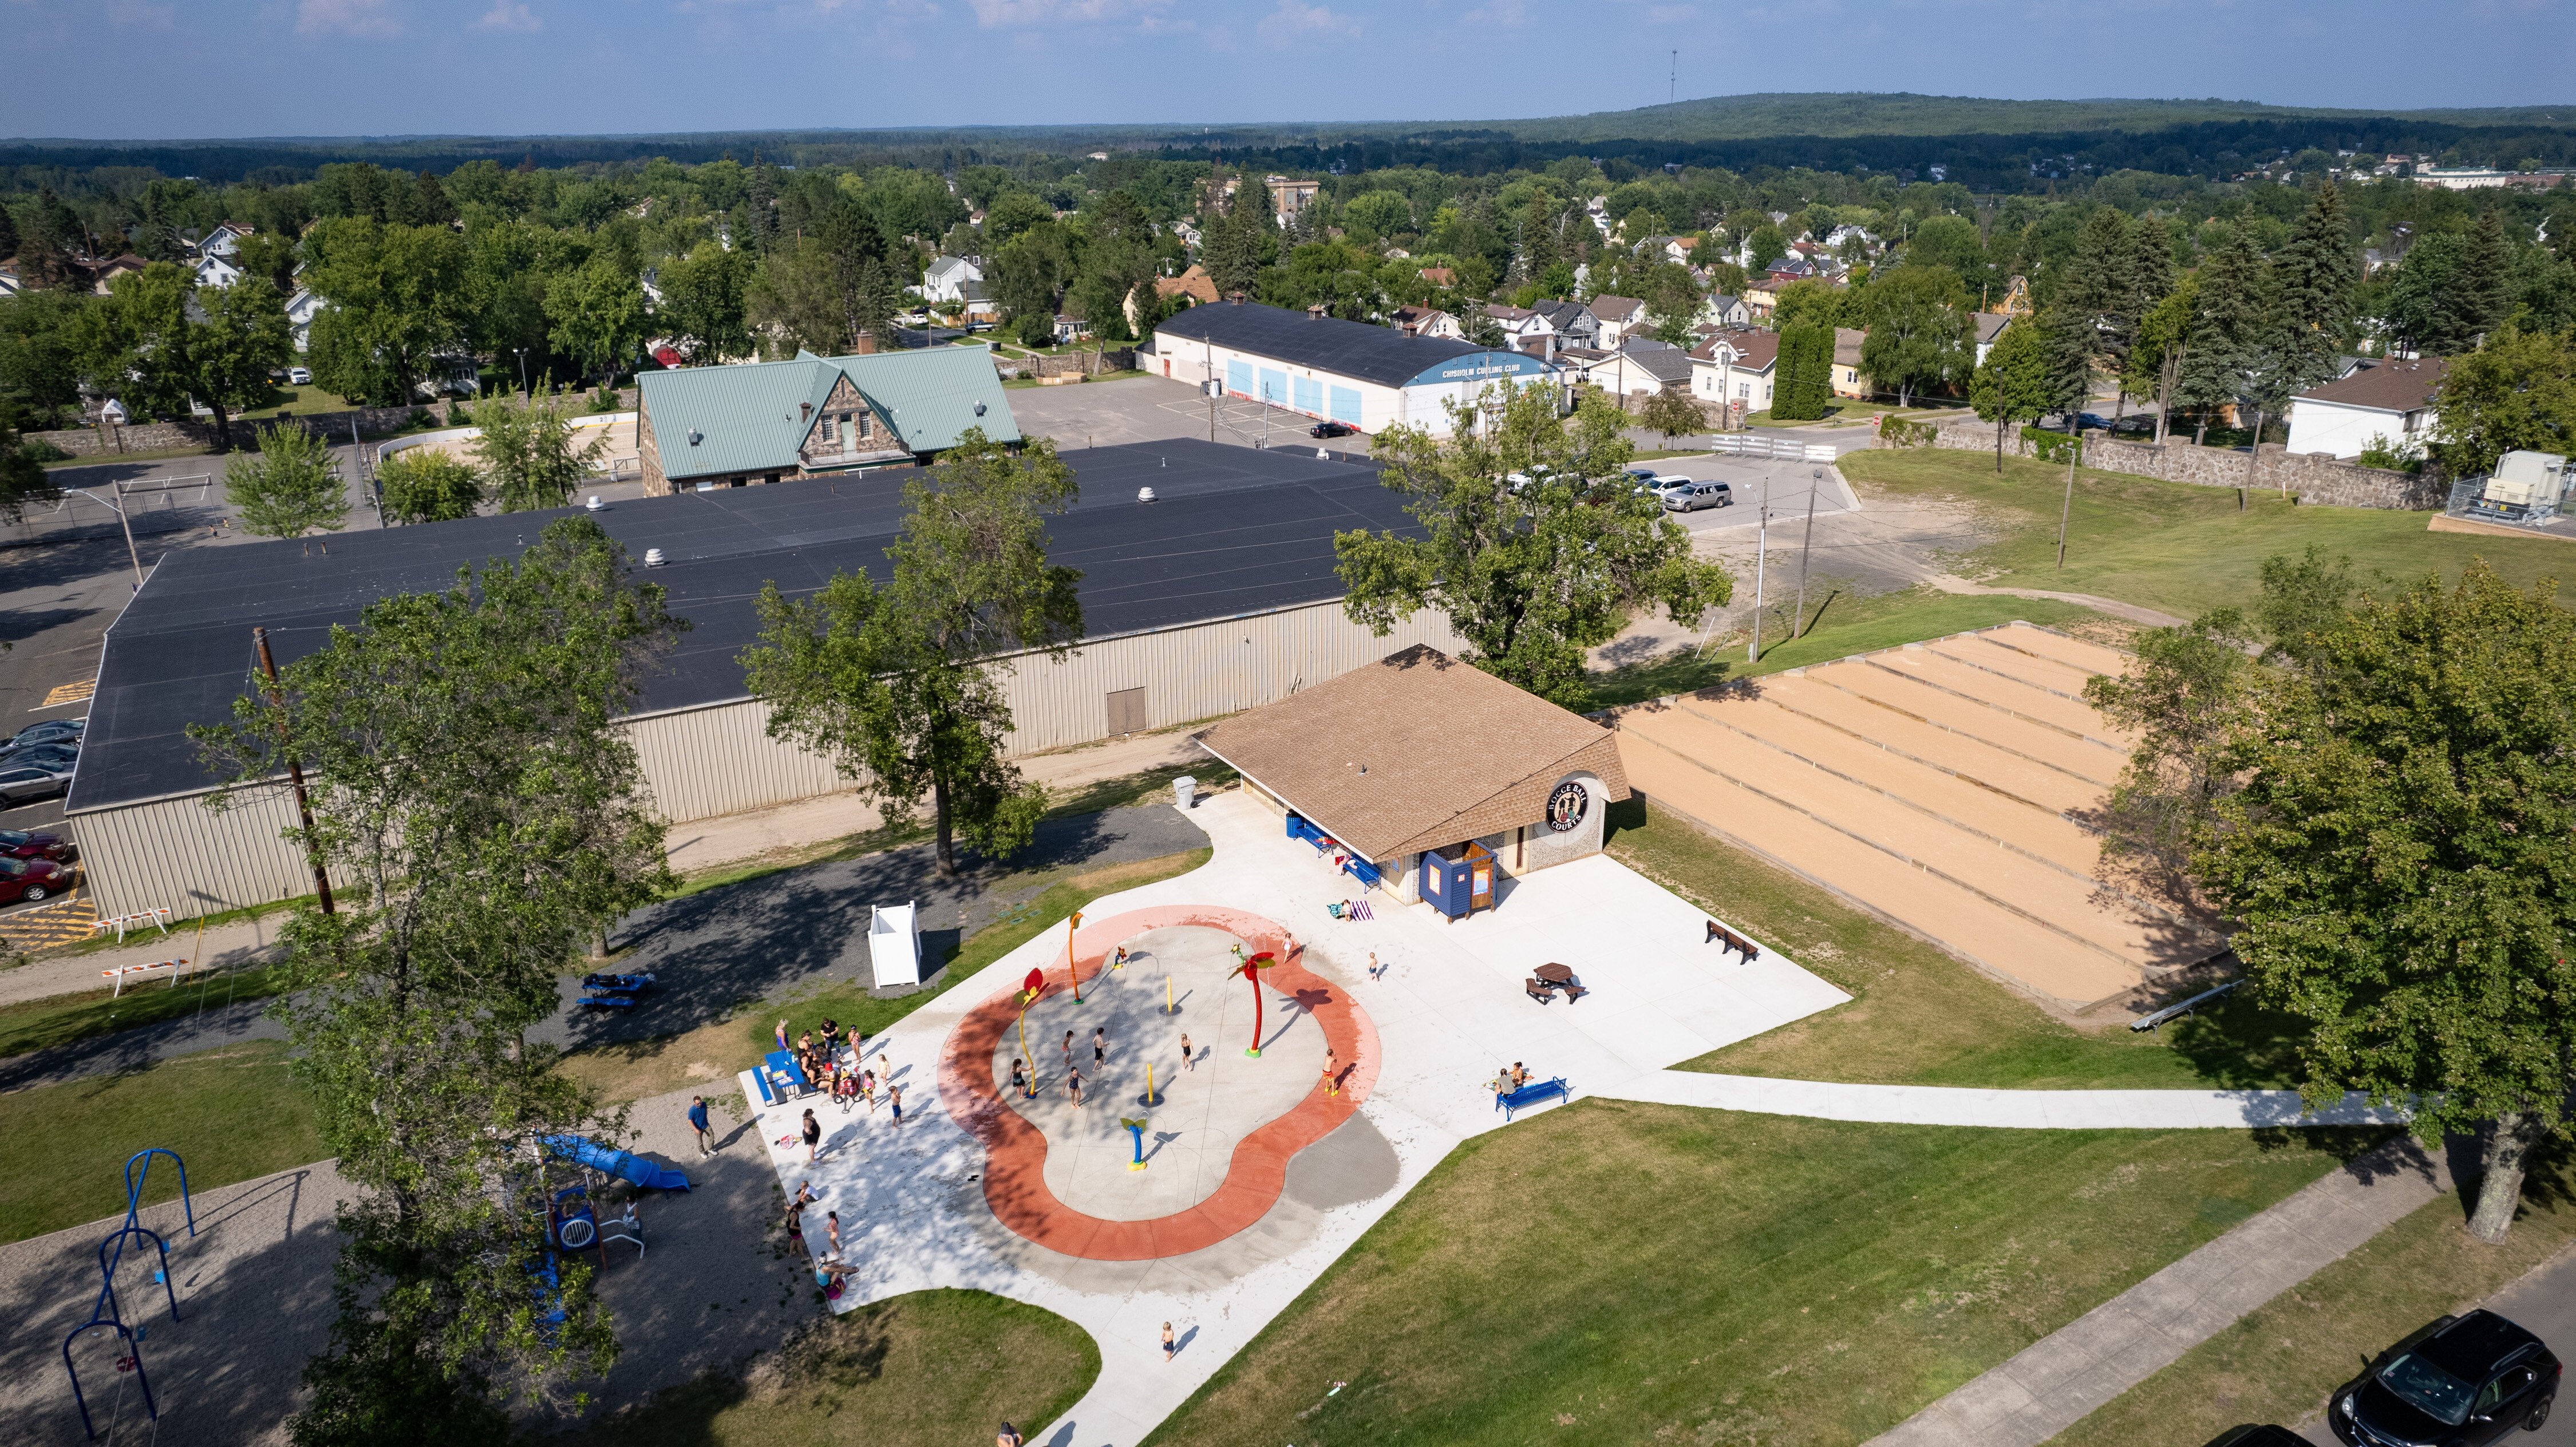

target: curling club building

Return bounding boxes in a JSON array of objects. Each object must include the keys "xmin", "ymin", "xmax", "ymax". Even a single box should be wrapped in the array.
[{"xmin": 1148, "ymin": 299, "xmax": 1556, "ymax": 437}]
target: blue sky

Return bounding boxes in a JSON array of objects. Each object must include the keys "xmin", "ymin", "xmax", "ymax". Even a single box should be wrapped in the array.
[{"xmin": 4, "ymin": 0, "xmax": 2571, "ymax": 140}]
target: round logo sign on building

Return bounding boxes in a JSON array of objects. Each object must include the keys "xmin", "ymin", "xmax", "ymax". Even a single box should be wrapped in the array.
[{"xmin": 1545, "ymin": 780, "xmax": 1588, "ymax": 833}]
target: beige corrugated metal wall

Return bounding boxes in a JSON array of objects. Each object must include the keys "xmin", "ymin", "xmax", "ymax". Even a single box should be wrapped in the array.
[{"xmin": 73, "ymin": 599, "xmax": 1469, "ymax": 921}]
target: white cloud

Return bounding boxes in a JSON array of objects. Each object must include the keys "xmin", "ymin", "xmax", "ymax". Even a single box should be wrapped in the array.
[
  {"xmin": 295, "ymin": 0, "xmax": 401, "ymax": 36},
  {"xmin": 1256, "ymin": 0, "xmax": 1357, "ymax": 42},
  {"xmin": 476, "ymin": 0, "xmax": 540, "ymax": 30},
  {"xmin": 1462, "ymin": 0, "xmax": 1530, "ymax": 26},
  {"xmin": 961, "ymin": 0, "xmax": 1171, "ymax": 27}
]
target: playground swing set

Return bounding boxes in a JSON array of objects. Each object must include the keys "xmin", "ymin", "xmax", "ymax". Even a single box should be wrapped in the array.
[{"xmin": 61, "ymin": 1148, "xmax": 194, "ymax": 1441}]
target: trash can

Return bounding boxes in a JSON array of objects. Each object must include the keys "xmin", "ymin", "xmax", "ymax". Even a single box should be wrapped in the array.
[{"xmin": 1174, "ymin": 776, "xmax": 1196, "ymax": 809}]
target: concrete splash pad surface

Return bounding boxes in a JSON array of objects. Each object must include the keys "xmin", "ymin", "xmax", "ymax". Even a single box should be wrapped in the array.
[{"xmin": 993, "ymin": 924, "xmax": 1330, "ymax": 1222}]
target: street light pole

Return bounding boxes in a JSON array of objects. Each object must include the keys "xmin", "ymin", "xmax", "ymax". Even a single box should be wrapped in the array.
[
  {"xmin": 1747, "ymin": 475, "xmax": 1770, "ymax": 662},
  {"xmin": 1794, "ymin": 466, "xmax": 1819, "ymax": 639},
  {"xmin": 514, "ymin": 349, "xmax": 530, "ymax": 399}
]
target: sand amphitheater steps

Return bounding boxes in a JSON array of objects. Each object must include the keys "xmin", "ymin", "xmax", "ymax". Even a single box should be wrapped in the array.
[
  {"xmin": 1981, "ymin": 622, "xmax": 2136, "ymax": 678},
  {"xmin": 1812, "ymin": 662, "xmax": 2127, "ymax": 786},
  {"xmin": 1753, "ymin": 675, "xmax": 2107, "ymax": 817},
  {"xmin": 1664, "ymin": 695, "xmax": 2098, "ymax": 873},
  {"xmin": 1866, "ymin": 647, "xmax": 2135, "ymax": 746},
  {"xmin": 1619, "ymin": 707, "xmax": 2203, "ymax": 971},
  {"xmin": 1923, "ymin": 633, "xmax": 2103, "ymax": 701},
  {"xmin": 1616, "ymin": 724, "xmax": 2151, "ymax": 1009}
]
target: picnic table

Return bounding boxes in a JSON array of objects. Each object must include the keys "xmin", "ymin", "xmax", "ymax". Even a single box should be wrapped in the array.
[
  {"xmin": 756, "ymin": 1049, "xmax": 812, "ymax": 1106},
  {"xmin": 1534, "ymin": 963, "xmax": 1573, "ymax": 985}
]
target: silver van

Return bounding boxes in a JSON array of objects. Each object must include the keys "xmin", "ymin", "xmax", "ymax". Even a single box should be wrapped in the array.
[{"xmin": 1659, "ymin": 478, "xmax": 1733, "ymax": 512}]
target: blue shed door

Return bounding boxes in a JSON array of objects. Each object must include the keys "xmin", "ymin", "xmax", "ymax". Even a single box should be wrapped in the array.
[
  {"xmin": 1227, "ymin": 359, "xmax": 1253, "ymax": 397},
  {"xmin": 1259, "ymin": 367, "xmax": 1287, "ymax": 405},
  {"xmin": 1329, "ymin": 385, "xmax": 1364, "ymax": 424},
  {"xmin": 1293, "ymin": 375, "xmax": 1322, "ymax": 414}
]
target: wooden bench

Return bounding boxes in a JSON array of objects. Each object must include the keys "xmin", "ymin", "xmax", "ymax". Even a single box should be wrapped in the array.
[
  {"xmin": 1705, "ymin": 920, "xmax": 1761, "ymax": 963},
  {"xmin": 1495, "ymin": 1076, "xmax": 1570, "ymax": 1120}
]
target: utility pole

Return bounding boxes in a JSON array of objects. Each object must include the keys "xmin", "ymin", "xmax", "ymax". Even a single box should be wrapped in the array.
[
  {"xmin": 1670, "ymin": 50, "xmax": 1677, "ymax": 105},
  {"xmin": 254, "ymin": 626, "xmax": 334, "ymax": 916},
  {"xmin": 1794, "ymin": 467, "xmax": 1819, "ymax": 638},
  {"xmin": 351, "ymin": 416, "xmax": 383, "ymax": 525},
  {"xmin": 1747, "ymin": 475, "xmax": 1770, "ymax": 662}
]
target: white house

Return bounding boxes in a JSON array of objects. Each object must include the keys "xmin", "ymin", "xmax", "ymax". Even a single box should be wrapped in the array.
[
  {"xmin": 1973, "ymin": 313, "xmax": 2013, "ymax": 367},
  {"xmin": 922, "ymin": 255, "xmax": 985, "ymax": 304},
  {"xmin": 1690, "ymin": 331, "xmax": 1779, "ymax": 417},
  {"xmin": 285, "ymin": 288, "xmax": 327, "ymax": 353},
  {"xmin": 1586, "ymin": 295, "xmax": 1647, "ymax": 347},
  {"xmin": 1531, "ymin": 299, "xmax": 1601, "ymax": 350},
  {"xmin": 193, "ymin": 252, "xmax": 243, "ymax": 290},
  {"xmin": 1389, "ymin": 306, "xmax": 1463, "ymax": 340},
  {"xmin": 1700, "ymin": 293, "xmax": 1749, "ymax": 329},
  {"xmin": 2285, "ymin": 357, "xmax": 2447, "ymax": 460},
  {"xmin": 1483, "ymin": 303, "xmax": 1555, "ymax": 354},
  {"xmin": 201, "ymin": 223, "xmax": 254, "ymax": 257}
]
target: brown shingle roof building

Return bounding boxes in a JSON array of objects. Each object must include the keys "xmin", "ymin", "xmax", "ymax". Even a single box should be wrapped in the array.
[
  {"xmin": 1195, "ymin": 646, "xmax": 1628, "ymax": 888},
  {"xmin": 2294, "ymin": 355, "xmax": 2447, "ymax": 411}
]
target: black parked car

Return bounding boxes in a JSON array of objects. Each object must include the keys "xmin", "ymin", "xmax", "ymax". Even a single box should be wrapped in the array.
[
  {"xmin": 1310, "ymin": 420, "xmax": 1356, "ymax": 438},
  {"xmin": 2206, "ymin": 1429, "xmax": 2310, "ymax": 1447},
  {"xmin": 2332, "ymin": 1310, "xmax": 2558, "ymax": 1446}
]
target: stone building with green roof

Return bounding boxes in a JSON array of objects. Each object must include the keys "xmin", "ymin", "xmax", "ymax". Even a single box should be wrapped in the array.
[{"xmin": 635, "ymin": 345, "xmax": 1020, "ymax": 495}]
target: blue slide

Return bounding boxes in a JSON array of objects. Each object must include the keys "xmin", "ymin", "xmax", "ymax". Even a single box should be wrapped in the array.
[{"xmin": 541, "ymin": 1134, "xmax": 690, "ymax": 1192}]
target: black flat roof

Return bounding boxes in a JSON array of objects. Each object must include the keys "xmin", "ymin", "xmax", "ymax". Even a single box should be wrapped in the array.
[
  {"xmin": 1153, "ymin": 301, "xmax": 1497, "ymax": 388},
  {"xmin": 72, "ymin": 439, "xmax": 1413, "ymax": 812}
]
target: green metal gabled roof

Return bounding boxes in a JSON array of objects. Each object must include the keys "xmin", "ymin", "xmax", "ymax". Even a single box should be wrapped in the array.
[
  {"xmin": 638, "ymin": 347, "xmax": 1019, "ymax": 482},
  {"xmin": 828, "ymin": 346, "xmax": 1021, "ymax": 454}
]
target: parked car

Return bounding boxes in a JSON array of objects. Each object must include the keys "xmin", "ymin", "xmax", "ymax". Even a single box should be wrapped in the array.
[
  {"xmin": 2203, "ymin": 1429, "xmax": 2310, "ymax": 1447},
  {"xmin": 0, "ymin": 828, "xmax": 73, "ymax": 862},
  {"xmin": 7, "ymin": 719, "xmax": 83, "ymax": 751},
  {"xmin": 2330, "ymin": 1310, "xmax": 2558, "ymax": 1447},
  {"xmin": 0, "ymin": 743, "xmax": 77, "ymax": 772},
  {"xmin": 1309, "ymin": 420, "xmax": 1356, "ymax": 438},
  {"xmin": 0, "ymin": 855, "xmax": 70, "ymax": 904},
  {"xmin": 0, "ymin": 760, "xmax": 73, "ymax": 806},
  {"xmin": 1660, "ymin": 478, "xmax": 1734, "ymax": 512},
  {"xmin": 287, "ymin": 366, "xmax": 313, "ymax": 385}
]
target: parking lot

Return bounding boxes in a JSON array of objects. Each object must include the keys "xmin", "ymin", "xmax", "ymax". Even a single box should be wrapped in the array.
[{"xmin": 1008, "ymin": 374, "xmax": 1366, "ymax": 456}]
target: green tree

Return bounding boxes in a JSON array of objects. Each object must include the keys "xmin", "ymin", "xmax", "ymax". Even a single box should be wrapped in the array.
[
  {"xmin": 2126, "ymin": 271, "xmax": 2198, "ymax": 444},
  {"xmin": 1636, "ymin": 387, "xmax": 1708, "ymax": 446},
  {"xmin": 2269, "ymin": 183, "xmax": 2360, "ymax": 394},
  {"xmin": 1771, "ymin": 278, "xmax": 1846, "ymax": 332},
  {"xmin": 2429, "ymin": 323, "xmax": 2576, "ymax": 478},
  {"xmin": 655, "ymin": 240, "xmax": 754, "ymax": 363},
  {"xmin": 0, "ymin": 424, "xmax": 62, "ymax": 525},
  {"xmin": 544, "ymin": 252, "xmax": 647, "ymax": 384},
  {"xmin": 226, "ymin": 422, "xmax": 349, "ymax": 543},
  {"xmin": 302, "ymin": 218, "xmax": 467, "ymax": 405},
  {"xmin": 234, "ymin": 230, "xmax": 301, "ymax": 294},
  {"xmin": 77, "ymin": 262, "xmax": 290, "ymax": 452},
  {"xmin": 746, "ymin": 199, "xmax": 903, "ymax": 357},
  {"xmin": 2056, "ymin": 207, "xmax": 2139, "ymax": 399},
  {"xmin": 2176, "ymin": 231, "xmax": 2286, "ymax": 444},
  {"xmin": 0, "ymin": 288, "xmax": 94, "ymax": 429},
  {"xmin": 1745, "ymin": 224, "xmax": 1787, "ymax": 272},
  {"xmin": 1771, "ymin": 325, "xmax": 1835, "ymax": 421},
  {"xmin": 2199, "ymin": 562, "xmax": 2576, "ymax": 1243},
  {"xmin": 742, "ymin": 430, "xmax": 1081, "ymax": 876},
  {"xmin": 1336, "ymin": 385, "xmax": 1732, "ymax": 710},
  {"xmin": 1858, "ymin": 264, "xmax": 1972, "ymax": 406},
  {"xmin": 376, "ymin": 448, "xmax": 483, "ymax": 525},
  {"xmin": 1969, "ymin": 315, "xmax": 2052, "ymax": 471},
  {"xmin": 2081, "ymin": 608, "xmax": 2256, "ymax": 898},
  {"xmin": 469, "ymin": 394, "xmax": 608, "ymax": 513},
  {"xmin": 982, "ymin": 191, "xmax": 1054, "ymax": 249},
  {"xmin": 2455, "ymin": 209, "xmax": 2514, "ymax": 346},
  {"xmin": 193, "ymin": 517, "xmax": 682, "ymax": 1438}
]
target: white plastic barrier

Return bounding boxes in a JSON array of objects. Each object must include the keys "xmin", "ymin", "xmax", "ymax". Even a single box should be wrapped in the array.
[
  {"xmin": 92, "ymin": 907, "xmax": 173, "ymax": 942},
  {"xmin": 870, "ymin": 900, "xmax": 922, "ymax": 987}
]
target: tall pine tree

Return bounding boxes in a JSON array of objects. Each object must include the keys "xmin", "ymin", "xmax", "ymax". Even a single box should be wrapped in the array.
[
  {"xmin": 2457, "ymin": 209, "xmax": 2514, "ymax": 346},
  {"xmin": 2270, "ymin": 184, "xmax": 2360, "ymax": 393},
  {"xmin": 2177, "ymin": 231, "xmax": 2282, "ymax": 444},
  {"xmin": 2057, "ymin": 207, "xmax": 2140, "ymax": 402}
]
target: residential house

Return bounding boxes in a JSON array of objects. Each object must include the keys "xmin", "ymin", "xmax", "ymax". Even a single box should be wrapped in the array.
[
  {"xmin": 1265, "ymin": 176, "xmax": 1322, "ymax": 226},
  {"xmin": 639, "ymin": 267, "xmax": 665, "ymax": 307},
  {"xmin": 1531, "ymin": 299, "xmax": 1600, "ymax": 350},
  {"xmin": 193, "ymin": 251, "xmax": 243, "ymax": 290},
  {"xmin": 1170, "ymin": 219, "xmax": 1203, "ymax": 250},
  {"xmin": 1483, "ymin": 303, "xmax": 1554, "ymax": 355},
  {"xmin": 1053, "ymin": 312, "xmax": 1092, "ymax": 345},
  {"xmin": 1741, "ymin": 282, "xmax": 1781, "ymax": 323},
  {"xmin": 1389, "ymin": 306, "xmax": 1464, "ymax": 340},
  {"xmin": 1832, "ymin": 327, "xmax": 1870, "ymax": 398},
  {"xmin": 1767, "ymin": 254, "xmax": 1821, "ymax": 284},
  {"xmin": 1643, "ymin": 235, "xmax": 1699, "ymax": 266},
  {"xmin": 1689, "ymin": 330, "xmax": 1779, "ymax": 418},
  {"xmin": 1700, "ymin": 293, "xmax": 1749, "ymax": 329},
  {"xmin": 200, "ymin": 222, "xmax": 254, "ymax": 257},
  {"xmin": 2285, "ymin": 356, "xmax": 2447, "ymax": 460},
  {"xmin": 1419, "ymin": 266, "xmax": 1456, "ymax": 287},
  {"xmin": 637, "ymin": 346, "xmax": 1020, "ymax": 495},
  {"xmin": 1973, "ymin": 313, "xmax": 2012, "ymax": 366},
  {"xmin": 922, "ymin": 255, "xmax": 985, "ymax": 304},
  {"xmin": 285, "ymin": 288, "xmax": 327, "ymax": 352},
  {"xmin": 0, "ymin": 268, "xmax": 21, "ymax": 298},
  {"xmin": 88, "ymin": 254, "xmax": 149, "ymax": 295},
  {"xmin": 1586, "ymin": 294, "xmax": 1647, "ymax": 346},
  {"xmin": 1570, "ymin": 337, "xmax": 1692, "ymax": 402},
  {"xmin": 958, "ymin": 281, "xmax": 1000, "ymax": 329}
]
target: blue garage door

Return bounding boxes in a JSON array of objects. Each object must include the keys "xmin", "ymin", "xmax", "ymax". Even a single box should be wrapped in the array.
[
  {"xmin": 1258, "ymin": 367, "xmax": 1287, "ymax": 405},
  {"xmin": 1226, "ymin": 359, "xmax": 1253, "ymax": 397},
  {"xmin": 1293, "ymin": 375, "xmax": 1322, "ymax": 414},
  {"xmin": 1329, "ymin": 385, "xmax": 1364, "ymax": 424}
]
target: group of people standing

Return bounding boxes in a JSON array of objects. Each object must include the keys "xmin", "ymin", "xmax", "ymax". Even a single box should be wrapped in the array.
[{"xmin": 771, "ymin": 1017, "xmax": 904, "ymax": 1163}]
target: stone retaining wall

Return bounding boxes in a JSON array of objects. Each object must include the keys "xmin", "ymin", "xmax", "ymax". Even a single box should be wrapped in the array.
[
  {"xmin": 32, "ymin": 387, "xmax": 638, "ymax": 458},
  {"xmin": 1894, "ymin": 419, "xmax": 2441, "ymax": 511}
]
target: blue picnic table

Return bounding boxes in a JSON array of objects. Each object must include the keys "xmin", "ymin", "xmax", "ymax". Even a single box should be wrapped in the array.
[{"xmin": 756, "ymin": 1050, "xmax": 812, "ymax": 1106}]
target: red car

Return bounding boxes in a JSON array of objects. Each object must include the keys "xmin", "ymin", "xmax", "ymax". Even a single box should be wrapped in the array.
[
  {"xmin": 0, "ymin": 828, "xmax": 72, "ymax": 863},
  {"xmin": 0, "ymin": 855, "xmax": 71, "ymax": 904}
]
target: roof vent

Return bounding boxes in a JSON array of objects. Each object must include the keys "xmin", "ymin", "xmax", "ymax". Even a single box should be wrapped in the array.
[
  {"xmin": 643, "ymin": 548, "xmax": 666, "ymax": 567},
  {"xmin": 974, "ymin": 401, "xmax": 986, "ymax": 416},
  {"xmin": 687, "ymin": 429, "xmax": 702, "ymax": 446},
  {"xmin": 585, "ymin": 495, "xmax": 603, "ymax": 512},
  {"xmin": 1137, "ymin": 487, "xmax": 1157, "ymax": 503}
]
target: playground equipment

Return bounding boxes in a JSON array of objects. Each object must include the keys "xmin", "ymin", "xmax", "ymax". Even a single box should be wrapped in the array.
[
  {"xmin": 540, "ymin": 1133, "xmax": 690, "ymax": 1192},
  {"xmin": 870, "ymin": 900, "xmax": 922, "ymax": 986},
  {"xmin": 61, "ymin": 1149, "xmax": 195, "ymax": 1439},
  {"xmin": 1119, "ymin": 1117, "xmax": 1149, "ymax": 1171},
  {"xmin": 1238, "ymin": 950, "xmax": 1277, "ymax": 1057}
]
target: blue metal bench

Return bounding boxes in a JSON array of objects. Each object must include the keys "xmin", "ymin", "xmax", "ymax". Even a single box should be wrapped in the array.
[{"xmin": 1495, "ymin": 1077, "xmax": 1570, "ymax": 1120}]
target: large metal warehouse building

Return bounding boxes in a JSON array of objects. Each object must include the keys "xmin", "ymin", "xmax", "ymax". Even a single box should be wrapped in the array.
[
  {"xmin": 1148, "ymin": 300, "xmax": 1555, "ymax": 438},
  {"xmin": 65, "ymin": 439, "xmax": 1463, "ymax": 920}
]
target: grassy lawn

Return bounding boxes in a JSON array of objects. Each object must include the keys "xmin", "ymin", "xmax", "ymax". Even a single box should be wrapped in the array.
[
  {"xmin": 0, "ymin": 1041, "xmax": 323, "ymax": 1243},
  {"xmin": 2054, "ymin": 1150, "xmax": 2576, "ymax": 1447},
  {"xmin": 559, "ymin": 847, "xmax": 1212, "ymax": 1105},
  {"xmin": 1587, "ymin": 587, "xmax": 2102, "ymax": 709},
  {"xmin": 0, "ymin": 962, "xmax": 294, "ymax": 1058},
  {"xmin": 559, "ymin": 1288, "xmax": 1097, "ymax": 1447},
  {"xmin": 42, "ymin": 444, "xmax": 214, "ymax": 468},
  {"xmin": 1843, "ymin": 447, "xmax": 2575, "ymax": 620},
  {"xmin": 1606, "ymin": 801, "xmax": 2303, "ymax": 1088},
  {"xmin": 236, "ymin": 384, "xmax": 361, "ymax": 419},
  {"xmin": 1146, "ymin": 1101, "xmax": 2375, "ymax": 1447}
]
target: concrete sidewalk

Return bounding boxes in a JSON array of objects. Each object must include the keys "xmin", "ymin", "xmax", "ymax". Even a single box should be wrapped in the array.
[
  {"xmin": 1864, "ymin": 1133, "xmax": 2454, "ymax": 1447},
  {"xmin": 1599, "ymin": 1069, "xmax": 2411, "ymax": 1130}
]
